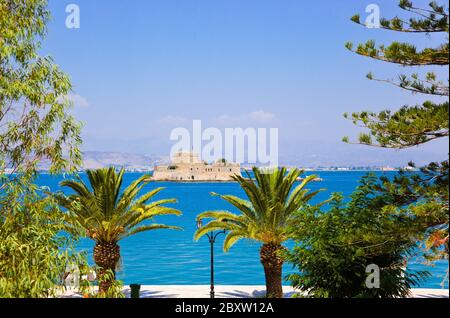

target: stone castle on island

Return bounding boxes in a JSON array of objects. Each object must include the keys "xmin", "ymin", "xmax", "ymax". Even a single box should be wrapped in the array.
[{"xmin": 152, "ymin": 152, "xmax": 241, "ymax": 181}]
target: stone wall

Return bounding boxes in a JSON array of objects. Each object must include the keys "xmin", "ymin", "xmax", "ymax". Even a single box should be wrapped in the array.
[{"xmin": 153, "ymin": 163, "xmax": 241, "ymax": 181}]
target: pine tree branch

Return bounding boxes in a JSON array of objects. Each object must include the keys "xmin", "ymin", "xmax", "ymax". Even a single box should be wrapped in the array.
[
  {"xmin": 346, "ymin": 39, "xmax": 449, "ymax": 66},
  {"xmin": 351, "ymin": 19, "xmax": 447, "ymax": 33},
  {"xmin": 400, "ymin": 2, "xmax": 449, "ymax": 18},
  {"xmin": 368, "ymin": 75, "xmax": 449, "ymax": 96},
  {"xmin": 345, "ymin": 133, "xmax": 447, "ymax": 149},
  {"xmin": 344, "ymin": 101, "xmax": 449, "ymax": 149}
]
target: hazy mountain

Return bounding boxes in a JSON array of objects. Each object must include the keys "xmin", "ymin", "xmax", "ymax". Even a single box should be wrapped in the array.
[
  {"xmin": 37, "ymin": 151, "xmax": 168, "ymax": 171},
  {"xmin": 81, "ymin": 151, "xmax": 169, "ymax": 171},
  {"xmin": 35, "ymin": 142, "xmax": 447, "ymax": 171},
  {"xmin": 278, "ymin": 139, "xmax": 448, "ymax": 168}
]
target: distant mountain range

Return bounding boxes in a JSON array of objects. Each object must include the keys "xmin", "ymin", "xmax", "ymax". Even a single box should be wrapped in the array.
[
  {"xmin": 37, "ymin": 151, "xmax": 168, "ymax": 172},
  {"xmin": 35, "ymin": 146, "xmax": 448, "ymax": 172},
  {"xmin": 80, "ymin": 151, "xmax": 168, "ymax": 171}
]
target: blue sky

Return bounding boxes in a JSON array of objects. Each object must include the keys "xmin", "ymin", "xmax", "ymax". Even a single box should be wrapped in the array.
[{"xmin": 43, "ymin": 0, "xmax": 448, "ymax": 166}]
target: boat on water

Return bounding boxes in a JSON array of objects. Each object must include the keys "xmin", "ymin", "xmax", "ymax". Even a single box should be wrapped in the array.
[{"xmin": 296, "ymin": 176, "xmax": 323, "ymax": 182}]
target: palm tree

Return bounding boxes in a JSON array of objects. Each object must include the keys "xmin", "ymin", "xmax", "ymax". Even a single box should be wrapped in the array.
[
  {"xmin": 194, "ymin": 167, "xmax": 326, "ymax": 298},
  {"xmin": 55, "ymin": 167, "xmax": 182, "ymax": 292}
]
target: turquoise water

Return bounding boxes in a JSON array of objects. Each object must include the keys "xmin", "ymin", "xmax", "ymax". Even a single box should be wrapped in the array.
[{"xmin": 36, "ymin": 171, "xmax": 448, "ymax": 288}]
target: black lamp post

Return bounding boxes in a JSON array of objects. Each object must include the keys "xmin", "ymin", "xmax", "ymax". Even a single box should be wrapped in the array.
[{"xmin": 196, "ymin": 219, "xmax": 226, "ymax": 299}]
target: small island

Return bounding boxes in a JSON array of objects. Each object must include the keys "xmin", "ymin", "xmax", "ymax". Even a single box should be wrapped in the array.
[{"xmin": 152, "ymin": 152, "xmax": 241, "ymax": 182}]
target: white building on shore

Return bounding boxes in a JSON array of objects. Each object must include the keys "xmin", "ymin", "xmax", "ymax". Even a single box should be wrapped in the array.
[{"xmin": 152, "ymin": 152, "xmax": 241, "ymax": 181}]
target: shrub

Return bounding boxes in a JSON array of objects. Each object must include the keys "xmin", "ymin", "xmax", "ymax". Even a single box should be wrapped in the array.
[{"xmin": 286, "ymin": 174, "xmax": 430, "ymax": 298}]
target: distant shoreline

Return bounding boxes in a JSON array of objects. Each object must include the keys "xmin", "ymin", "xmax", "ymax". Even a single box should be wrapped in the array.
[
  {"xmin": 33, "ymin": 169, "xmax": 406, "ymax": 174},
  {"xmin": 145, "ymin": 177, "xmax": 324, "ymax": 183},
  {"xmin": 145, "ymin": 178, "xmax": 238, "ymax": 183}
]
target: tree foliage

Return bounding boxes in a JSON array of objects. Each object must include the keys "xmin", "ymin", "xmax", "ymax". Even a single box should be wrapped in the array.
[
  {"xmin": 55, "ymin": 167, "xmax": 182, "ymax": 292},
  {"xmin": 0, "ymin": 0, "xmax": 85, "ymax": 297},
  {"xmin": 0, "ymin": 0, "xmax": 82, "ymax": 179},
  {"xmin": 195, "ymin": 167, "xmax": 328, "ymax": 298},
  {"xmin": 55, "ymin": 168, "xmax": 182, "ymax": 243},
  {"xmin": 286, "ymin": 175, "xmax": 431, "ymax": 298},
  {"xmin": 343, "ymin": 1, "xmax": 449, "ymax": 278},
  {"xmin": 194, "ymin": 167, "xmax": 326, "ymax": 250},
  {"xmin": 0, "ymin": 180, "xmax": 87, "ymax": 297},
  {"xmin": 287, "ymin": 1, "xmax": 449, "ymax": 297},
  {"xmin": 371, "ymin": 161, "xmax": 449, "ymax": 268},
  {"xmin": 343, "ymin": 101, "xmax": 448, "ymax": 148},
  {"xmin": 344, "ymin": 1, "xmax": 449, "ymax": 149}
]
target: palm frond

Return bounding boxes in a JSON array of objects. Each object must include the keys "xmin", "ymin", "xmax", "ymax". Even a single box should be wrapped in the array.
[
  {"xmin": 121, "ymin": 224, "xmax": 182, "ymax": 239},
  {"xmin": 56, "ymin": 168, "xmax": 181, "ymax": 242},
  {"xmin": 196, "ymin": 166, "xmax": 328, "ymax": 249},
  {"xmin": 194, "ymin": 219, "xmax": 244, "ymax": 241},
  {"xmin": 209, "ymin": 193, "xmax": 255, "ymax": 219},
  {"xmin": 223, "ymin": 231, "xmax": 248, "ymax": 252},
  {"xmin": 196, "ymin": 211, "xmax": 247, "ymax": 228}
]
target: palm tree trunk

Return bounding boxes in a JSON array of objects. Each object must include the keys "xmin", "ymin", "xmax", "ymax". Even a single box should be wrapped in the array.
[
  {"xmin": 93, "ymin": 241, "xmax": 120, "ymax": 293},
  {"xmin": 260, "ymin": 243, "xmax": 284, "ymax": 298}
]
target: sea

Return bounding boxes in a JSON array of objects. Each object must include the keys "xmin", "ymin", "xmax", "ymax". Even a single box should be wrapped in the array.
[{"xmin": 36, "ymin": 171, "xmax": 448, "ymax": 288}]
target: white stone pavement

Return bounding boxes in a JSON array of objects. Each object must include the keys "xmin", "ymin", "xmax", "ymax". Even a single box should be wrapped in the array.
[{"xmin": 61, "ymin": 285, "xmax": 449, "ymax": 298}]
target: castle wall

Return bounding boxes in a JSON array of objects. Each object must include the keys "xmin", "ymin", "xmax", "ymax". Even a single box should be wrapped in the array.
[{"xmin": 152, "ymin": 163, "xmax": 241, "ymax": 181}]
